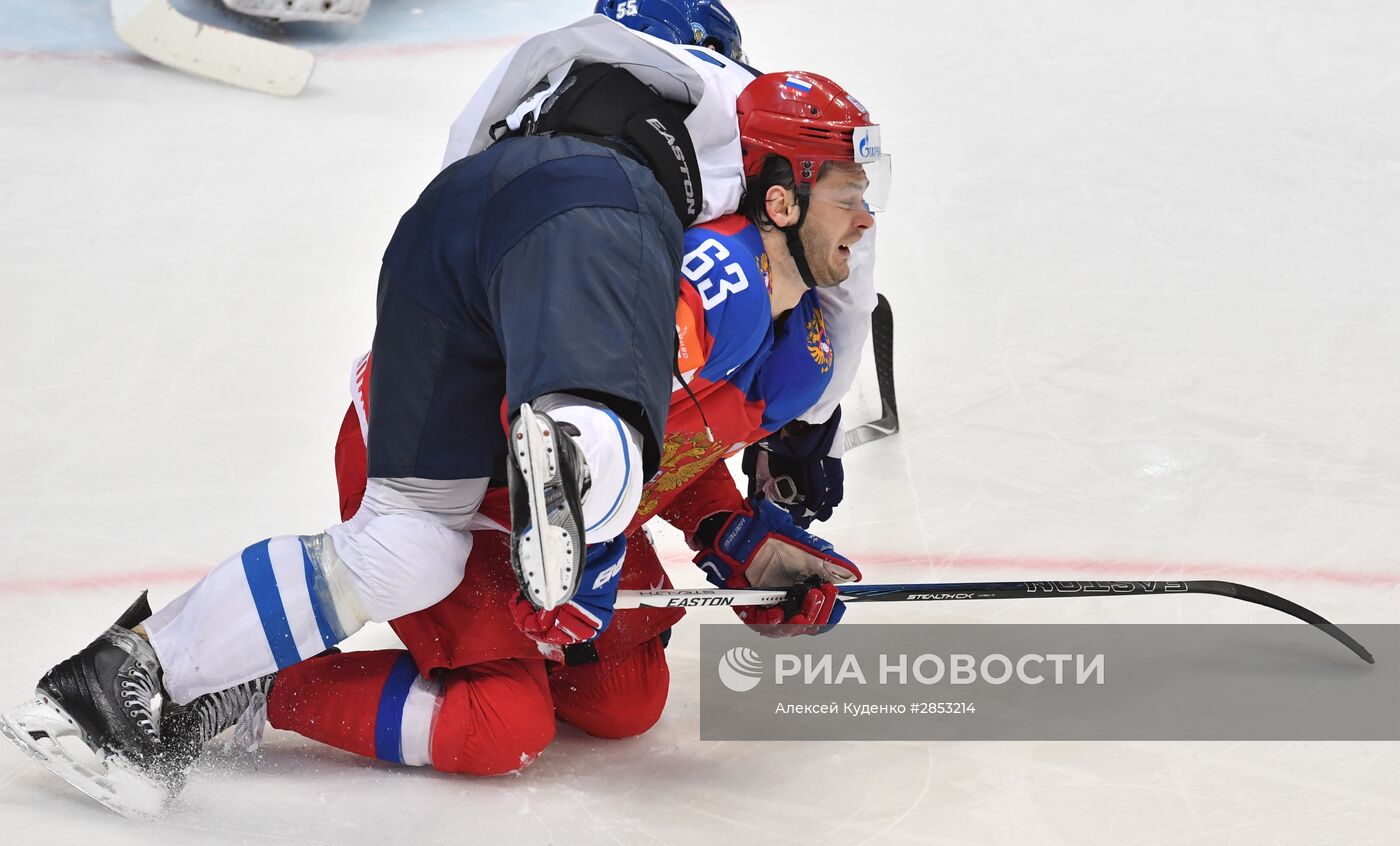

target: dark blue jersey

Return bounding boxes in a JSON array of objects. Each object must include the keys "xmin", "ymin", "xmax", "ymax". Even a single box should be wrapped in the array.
[{"xmin": 368, "ymin": 134, "xmax": 683, "ymax": 480}]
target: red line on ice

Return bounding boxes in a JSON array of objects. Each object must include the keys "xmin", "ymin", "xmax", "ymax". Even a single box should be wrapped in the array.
[
  {"xmin": 0, "ymin": 554, "xmax": 1394, "ymax": 596},
  {"xmin": 0, "ymin": 34, "xmax": 527, "ymax": 63},
  {"xmin": 0, "ymin": 567, "xmax": 213, "ymax": 595}
]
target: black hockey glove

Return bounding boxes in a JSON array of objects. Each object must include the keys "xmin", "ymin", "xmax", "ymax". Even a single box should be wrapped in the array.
[{"xmin": 742, "ymin": 407, "xmax": 844, "ymax": 529}]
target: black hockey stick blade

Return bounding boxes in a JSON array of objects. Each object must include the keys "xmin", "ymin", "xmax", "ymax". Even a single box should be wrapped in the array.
[
  {"xmin": 1184, "ymin": 580, "xmax": 1374, "ymax": 664},
  {"xmin": 845, "ymin": 293, "xmax": 898, "ymax": 451}
]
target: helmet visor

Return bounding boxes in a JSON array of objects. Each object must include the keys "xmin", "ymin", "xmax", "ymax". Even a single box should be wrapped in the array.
[
  {"xmin": 861, "ymin": 154, "xmax": 892, "ymax": 213},
  {"xmin": 808, "ymin": 158, "xmax": 890, "ymax": 217}
]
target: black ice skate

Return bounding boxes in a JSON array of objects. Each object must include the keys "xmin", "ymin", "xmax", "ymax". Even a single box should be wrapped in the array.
[
  {"xmin": 161, "ymin": 671, "xmax": 276, "ymax": 776},
  {"xmin": 508, "ymin": 402, "xmax": 591, "ymax": 610},
  {"xmin": 0, "ymin": 592, "xmax": 175, "ymax": 818}
]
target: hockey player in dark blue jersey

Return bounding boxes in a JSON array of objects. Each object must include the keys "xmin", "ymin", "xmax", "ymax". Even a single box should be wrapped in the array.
[{"xmin": 0, "ymin": 60, "xmax": 716, "ymax": 817}]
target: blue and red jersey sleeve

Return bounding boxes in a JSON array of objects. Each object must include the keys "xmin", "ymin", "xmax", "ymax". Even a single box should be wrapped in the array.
[
  {"xmin": 674, "ymin": 215, "xmax": 772, "ymax": 388},
  {"xmin": 667, "ymin": 214, "xmax": 833, "ymax": 451}
]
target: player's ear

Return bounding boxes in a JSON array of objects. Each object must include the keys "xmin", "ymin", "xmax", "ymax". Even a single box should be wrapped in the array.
[{"xmin": 764, "ymin": 185, "xmax": 799, "ymax": 228}]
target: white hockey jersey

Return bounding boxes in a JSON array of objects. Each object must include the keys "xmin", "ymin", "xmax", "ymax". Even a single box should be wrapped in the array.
[
  {"xmin": 442, "ymin": 14, "xmax": 880, "ymax": 434},
  {"xmin": 443, "ymin": 14, "xmax": 751, "ymax": 225}
]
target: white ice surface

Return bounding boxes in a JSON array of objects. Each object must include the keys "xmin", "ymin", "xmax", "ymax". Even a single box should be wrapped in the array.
[{"xmin": 2, "ymin": 1, "xmax": 1398, "ymax": 843}]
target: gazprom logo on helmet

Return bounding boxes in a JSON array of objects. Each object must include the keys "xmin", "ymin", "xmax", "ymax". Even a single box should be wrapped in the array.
[{"xmin": 854, "ymin": 125, "xmax": 882, "ymax": 163}]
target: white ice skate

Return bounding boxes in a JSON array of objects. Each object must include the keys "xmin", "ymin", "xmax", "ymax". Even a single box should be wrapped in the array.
[
  {"xmin": 1, "ymin": 688, "xmax": 171, "ymax": 819},
  {"xmin": 508, "ymin": 403, "xmax": 590, "ymax": 610}
]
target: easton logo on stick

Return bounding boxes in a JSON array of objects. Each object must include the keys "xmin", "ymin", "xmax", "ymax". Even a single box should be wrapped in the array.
[{"xmin": 667, "ymin": 596, "xmax": 736, "ymax": 607}]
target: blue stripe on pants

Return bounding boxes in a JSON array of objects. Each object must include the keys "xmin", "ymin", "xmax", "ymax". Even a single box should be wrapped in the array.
[
  {"xmin": 241, "ymin": 540, "xmax": 301, "ymax": 669},
  {"xmin": 374, "ymin": 653, "xmax": 420, "ymax": 764},
  {"xmin": 301, "ymin": 541, "xmax": 343, "ymax": 648}
]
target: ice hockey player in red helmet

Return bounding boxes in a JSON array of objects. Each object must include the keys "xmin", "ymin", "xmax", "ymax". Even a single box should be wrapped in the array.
[{"xmin": 737, "ymin": 71, "xmax": 891, "ymax": 290}]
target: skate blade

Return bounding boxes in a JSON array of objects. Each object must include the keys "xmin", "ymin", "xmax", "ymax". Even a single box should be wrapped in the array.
[
  {"xmin": 512, "ymin": 404, "xmax": 582, "ymax": 610},
  {"xmin": 1, "ymin": 693, "xmax": 171, "ymax": 819}
]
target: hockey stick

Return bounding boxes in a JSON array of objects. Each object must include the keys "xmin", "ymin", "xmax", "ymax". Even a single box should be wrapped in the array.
[
  {"xmin": 844, "ymin": 292, "xmax": 898, "ymax": 451},
  {"xmin": 112, "ymin": 0, "xmax": 314, "ymax": 97},
  {"xmin": 616, "ymin": 579, "xmax": 1373, "ymax": 664}
]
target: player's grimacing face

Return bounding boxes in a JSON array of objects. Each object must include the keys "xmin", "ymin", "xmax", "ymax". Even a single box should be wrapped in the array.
[{"xmin": 803, "ymin": 163, "xmax": 875, "ymax": 287}]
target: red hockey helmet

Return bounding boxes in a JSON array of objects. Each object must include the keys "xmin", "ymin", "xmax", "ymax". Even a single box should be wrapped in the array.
[{"xmin": 736, "ymin": 71, "xmax": 890, "ymax": 210}]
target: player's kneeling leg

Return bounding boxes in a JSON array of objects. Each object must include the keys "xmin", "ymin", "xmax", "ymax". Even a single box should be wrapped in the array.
[
  {"xmin": 268, "ymin": 651, "xmax": 554, "ymax": 775},
  {"xmin": 550, "ymin": 636, "xmax": 669, "ymax": 740},
  {"xmin": 431, "ymin": 659, "xmax": 555, "ymax": 776},
  {"xmin": 268, "ymin": 649, "xmax": 443, "ymax": 766}
]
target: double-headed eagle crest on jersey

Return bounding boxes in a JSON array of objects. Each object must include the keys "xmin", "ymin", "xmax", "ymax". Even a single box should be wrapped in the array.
[
  {"xmin": 634, "ymin": 431, "xmax": 731, "ymax": 522},
  {"xmin": 807, "ymin": 306, "xmax": 833, "ymax": 373}
]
